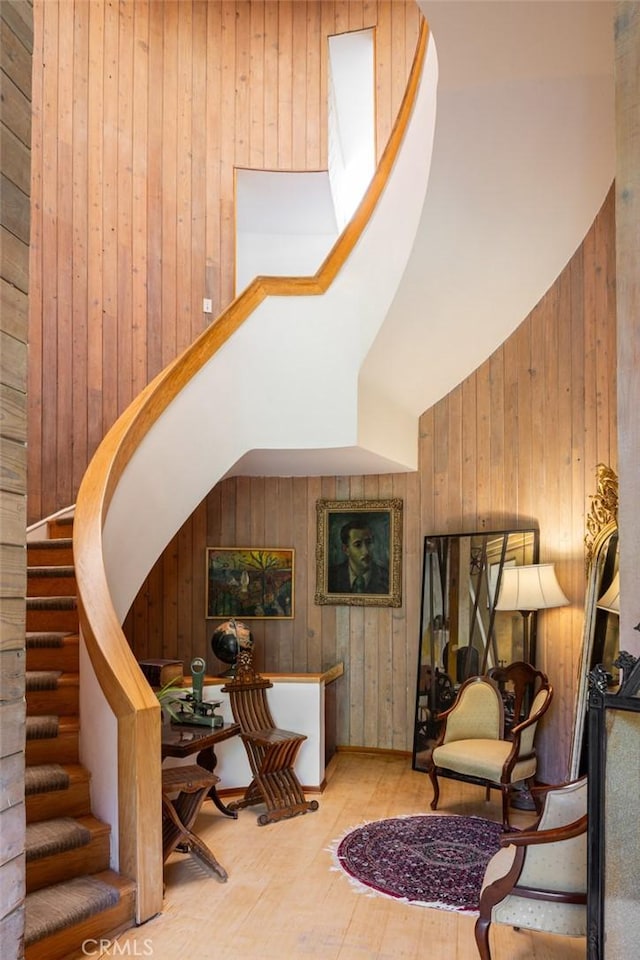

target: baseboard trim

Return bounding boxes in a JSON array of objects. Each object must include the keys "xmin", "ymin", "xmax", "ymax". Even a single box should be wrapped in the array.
[{"xmin": 335, "ymin": 745, "xmax": 412, "ymax": 760}]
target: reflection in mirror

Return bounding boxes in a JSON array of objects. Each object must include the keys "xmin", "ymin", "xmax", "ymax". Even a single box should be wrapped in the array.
[
  {"xmin": 570, "ymin": 466, "xmax": 619, "ymax": 779},
  {"xmin": 594, "ymin": 535, "xmax": 620, "ymax": 679},
  {"xmin": 412, "ymin": 528, "xmax": 539, "ymax": 774}
]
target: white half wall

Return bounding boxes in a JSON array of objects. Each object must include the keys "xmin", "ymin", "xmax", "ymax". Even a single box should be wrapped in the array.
[{"xmin": 162, "ymin": 678, "xmax": 325, "ymax": 792}]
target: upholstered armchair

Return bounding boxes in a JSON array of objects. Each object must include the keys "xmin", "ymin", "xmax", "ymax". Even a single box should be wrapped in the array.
[
  {"xmin": 474, "ymin": 777, "xmax": 587, "ymax": 960},
  {"xmin": 427, "ymin": 671, "xmax": 553, "ymax": 829}
]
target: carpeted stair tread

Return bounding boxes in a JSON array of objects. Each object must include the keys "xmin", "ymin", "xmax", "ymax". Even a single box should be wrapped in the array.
[
  {"xmin": 28, "ymin": 537, "xmax": 73, "ymax": 549},
  {"xmin": 26, "ymin": 717, "xmax": 80, "ymax": 767},
  {"xmin": 28, "ymin": 566, "xmax": 76, "ymax": 577},
  {"xmin": 27, "ymin": 597, "xmax": 77, "ymax": 610},
  {"xmin": 25, "ymin": 817, "xmax": 91, "ymax": 862},
  {"xmin": 26, "ymin": 634, "xmax": 79, "ymax": 675},
  {"xmin": 26, "ymin": 765, "xmax": 90, "ymax": 824},
  {"xmin": 25, "ymin": 764, "xmax": 71, "ymax": 795},
  {"xmin": 27, "ymin": 538, "xmax": 74, "ymax": 567},
  {"xmin": 26, "ymin": 671, "xmax": 63, "ymax": 691},
  {"xmin": 27, "ymin": 537, "xmax": 73, "ymax": 549},
  {"xmin": 24, "ymin": 875, "xmax": 120, "ymax": 946},
  {"xmin": 26, "ymin": 632, "xmax": 72, "ymax": 649},
  {"xmin": 26, "ymin": 674, "xmax": 80, "ymax": 719},
  {"xmin": 27, "ymin": 715, "xmax": 60, "ymax": 740}
]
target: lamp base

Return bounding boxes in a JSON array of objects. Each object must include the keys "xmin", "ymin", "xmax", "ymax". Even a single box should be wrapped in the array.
[{"xmin": 510, "ymin": 784, "xmax": 536, "ymax": 811}]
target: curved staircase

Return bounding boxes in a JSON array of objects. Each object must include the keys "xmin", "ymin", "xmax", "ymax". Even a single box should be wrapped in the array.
[{"xmin": 24, "ymin": 517, "xmax": 135, "ymax": 960}]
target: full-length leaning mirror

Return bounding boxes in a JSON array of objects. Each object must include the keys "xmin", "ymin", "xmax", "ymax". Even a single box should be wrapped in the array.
[
  {"xmin": 569, "ymin": 464, "xmax": 619, "ymax": 779},
  {"xmin": 412, "ymin": 528, "xmax": 539, "ymax": 773}
]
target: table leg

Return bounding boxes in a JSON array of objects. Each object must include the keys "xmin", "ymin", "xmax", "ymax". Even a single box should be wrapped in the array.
[
  {"xmin": 162, "ymin": 784, "xmax": 228, "ymax": 883},
  {"xmin": 197, "ymin": 745, "xmax": 238, "ymax": 819}
]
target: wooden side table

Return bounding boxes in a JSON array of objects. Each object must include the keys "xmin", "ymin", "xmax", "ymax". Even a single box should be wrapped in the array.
[
  {"xmin": 161, "ymin": 721, "xmax": 241, "ymax": 818},
  {"xmin": 161, "ymin": 721, "xmax": 241, "ymax": 882}
]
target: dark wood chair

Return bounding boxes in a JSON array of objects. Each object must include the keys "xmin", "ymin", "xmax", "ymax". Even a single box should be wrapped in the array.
[
  {"xmin": 221, "ymin": 650, "xmax": 319, "ymax": 825},
  {"xmin": 487, "ymin": 660, "xmax": 549, "ymax": 734}
]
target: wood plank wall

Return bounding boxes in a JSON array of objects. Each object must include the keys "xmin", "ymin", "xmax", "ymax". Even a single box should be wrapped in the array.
[
  {"xmin": 1, "ymin": 1, "xmax": 32, "ymax": 955},
  {"xmin": 125, "ymin": 189, "xmax": 617, "ymax": 784},
  {"xmin": 27, "ymin": 0, "xmax": 420, "ymax": 523},
  {"xmin": 419, "ymin": 188, "xmax": 617, "ymax": 783},
  {"xmin": 615, "ymin": 2, "xmax": 640, "ymax": 657}
]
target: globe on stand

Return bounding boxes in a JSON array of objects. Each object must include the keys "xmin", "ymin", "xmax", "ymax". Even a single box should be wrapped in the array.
[{"xmin": 210, "ymin": 619, "xmax": 253, "ymax": 677}]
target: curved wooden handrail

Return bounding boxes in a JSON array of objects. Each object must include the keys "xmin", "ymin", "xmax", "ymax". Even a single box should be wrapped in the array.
[{"xmin": 73, "ymin": 19, "xmax": 429, "ymax": 922}]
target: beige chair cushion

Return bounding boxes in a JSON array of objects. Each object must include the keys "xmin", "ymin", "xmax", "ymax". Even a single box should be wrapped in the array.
[
  {"xmin": 492, "ymin": 893, "xmax": 586, "ymax": 937},
  {"xmin": 432, "ymin": 738, "xmax": 537, "ymax": 783}
]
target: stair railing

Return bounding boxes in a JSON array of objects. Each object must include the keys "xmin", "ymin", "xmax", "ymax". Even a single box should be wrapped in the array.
[{"xmin": 73, "ymin": 19, "xmax": 430, "ymax": 923}]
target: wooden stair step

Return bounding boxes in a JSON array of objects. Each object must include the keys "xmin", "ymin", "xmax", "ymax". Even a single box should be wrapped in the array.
[
  {"xmin": 26, "ymin": 764, "xmax": 91, "ymax": 824},
  {"xmin": 47, "ymin": 516, "xmax": 74, "ymax": 539},
  {"xmin": 26, "ymin": 674, "xmax": 79, "ymax": 716},
  {"xmin": 24, "ymin": 870, "xmax": 135, "ymax": 960},
  {"xmin": 26, "ymin": 815, "xmax": 111, "ymax": 893},
  {"xmin": 26, "ymin": 717, "xmax": 79, "ymax": 765},
  {"xmin": 27, "ymin": 537, "xmax": 73, "ymax": 566},
  {"xmin": 27, "ymin": 566, "xmax": 77, "ymax": 597},
  {"xmin": 26, "ymin": 670, "xmax": 63, "ymax": 690},
  {"xmin": 26, "ymin": 597, "xmax": 78, "ymax": 633},
  {"xmin": 22, "ymin": 515, "xmax": 138, "ymax": 960},
  {"xmin": 26, "ymin": 633, "xmax": 79, "ymax": 673}
]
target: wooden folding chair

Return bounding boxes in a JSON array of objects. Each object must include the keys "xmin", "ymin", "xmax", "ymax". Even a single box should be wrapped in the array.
[
  {"xmin": 161, "ymin": 764, "xmax": 227, "ymax": 880},
  {"xmin": 222, "ymin": 651, "xmax": 319, "ymax": 825}
]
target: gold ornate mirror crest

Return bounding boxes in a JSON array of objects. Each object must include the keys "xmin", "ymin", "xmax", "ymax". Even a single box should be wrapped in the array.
[{"xmin": 584, "ymin": 463, "xmax": 618, "ymax": 570}]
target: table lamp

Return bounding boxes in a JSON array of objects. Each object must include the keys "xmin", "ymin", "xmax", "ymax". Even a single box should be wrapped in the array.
[
  {"xmin": 596, "ymin": 570, "xmax": 620, "ymax": 614},
  {"xmin": 495, "ymin": 563, "xmax": 569, "ymax": 664}
]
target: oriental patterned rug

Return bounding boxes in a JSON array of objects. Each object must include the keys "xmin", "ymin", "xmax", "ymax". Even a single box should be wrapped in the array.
[{"xmin": 329, "ymin": 814, "xmax": 504, "ymax": 913}]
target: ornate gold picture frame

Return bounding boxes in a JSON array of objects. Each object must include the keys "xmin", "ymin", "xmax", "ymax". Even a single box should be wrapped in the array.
[{"xmin": 315, "ymin": 498, "xmax": 403, "ymax": 607}]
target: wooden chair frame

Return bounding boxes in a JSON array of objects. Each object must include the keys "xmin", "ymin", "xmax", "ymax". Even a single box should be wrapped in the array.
[
  {"xmin": 222, "ymin": 650, "xmax": 319, "ymax": 825},
  {"xmin": 161, "ymin": 764, "xmax": 228, "ymax": 881},
  {"xmin": 428, "ymin": 668, "xmax": 553, "ymax": 829},
  {"xmin": 475, "ymin": 779, "xmax": 587, "ymax": 959}
]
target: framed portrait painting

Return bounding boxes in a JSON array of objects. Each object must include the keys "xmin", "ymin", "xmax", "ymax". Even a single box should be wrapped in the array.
[
  {"xmin": 206, "ymin": 547, "xmax": 294, "ymax": 619},
  {"xmin": 315, "ymin": 499, "xmax": 403, "ymax": 607}
]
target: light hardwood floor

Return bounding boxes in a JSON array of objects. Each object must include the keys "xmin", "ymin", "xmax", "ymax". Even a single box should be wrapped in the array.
[{"xmin": 104, "ymin": 752, "xmax": 586, "ymax": 960}]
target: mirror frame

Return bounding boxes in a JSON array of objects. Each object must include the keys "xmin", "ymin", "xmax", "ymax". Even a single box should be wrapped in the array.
[
  {"xmin": 569, "ymin": 464, "xmax": 619, "ymax": 780},
  {"xmin": 412, "ymin": 527, "xmax": 539, "ymax": 773}
]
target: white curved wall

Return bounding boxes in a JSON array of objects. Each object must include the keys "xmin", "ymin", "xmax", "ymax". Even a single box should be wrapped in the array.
[{"xmin": 361, "ymin": 0, "xmax": 615, "ymax": 417}]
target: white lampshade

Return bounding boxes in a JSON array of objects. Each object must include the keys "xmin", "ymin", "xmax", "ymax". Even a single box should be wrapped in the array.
[
  {"xmin": 495, "ymin": 563, "xmax": 569, "ymax": 612},
  {"xmin": 597, "ymin": 571, "xmax": 620, "ymax": 614}
]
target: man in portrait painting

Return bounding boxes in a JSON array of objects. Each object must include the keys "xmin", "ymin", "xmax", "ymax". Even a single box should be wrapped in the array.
[{"xmin": 327, "ymin": 517, "xmax": 389, "ymax": 594}]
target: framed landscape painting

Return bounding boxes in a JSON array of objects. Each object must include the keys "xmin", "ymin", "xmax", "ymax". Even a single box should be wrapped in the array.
[
  {"xmin": 315, "ymin": 498, "xmax": 403, "ymax": 607},
  {"xmin": 206, "ymin": 547, "xmax": 294, "ymax": 619}
]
